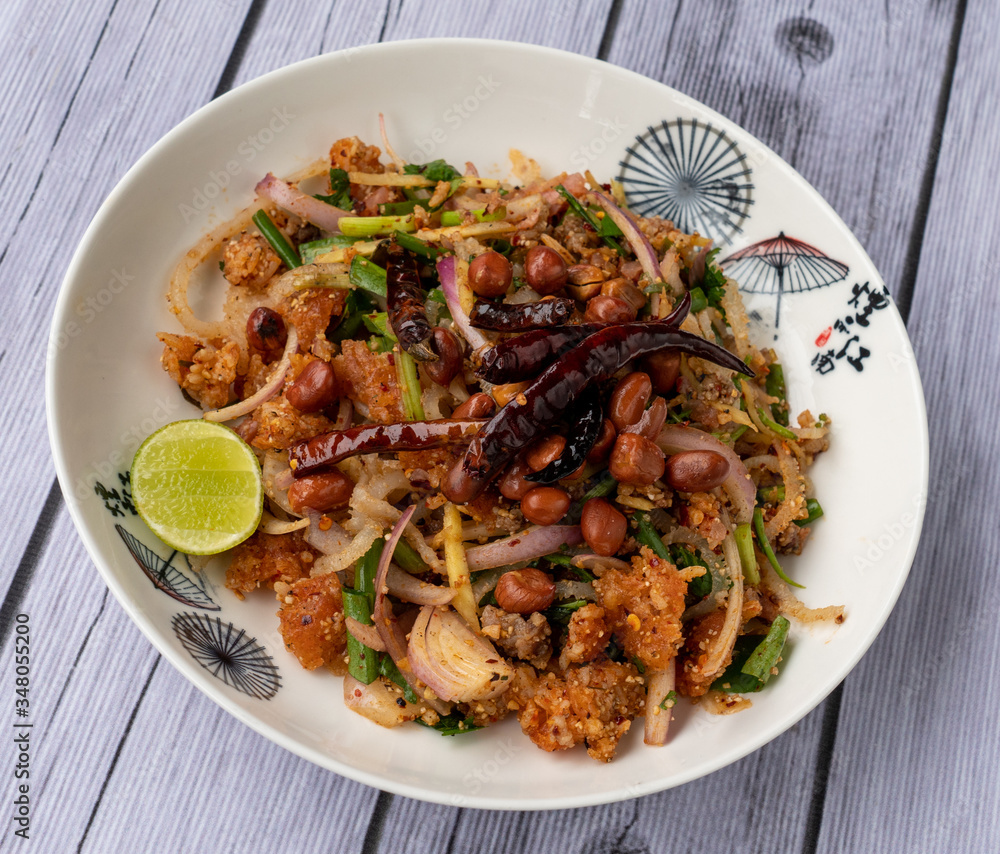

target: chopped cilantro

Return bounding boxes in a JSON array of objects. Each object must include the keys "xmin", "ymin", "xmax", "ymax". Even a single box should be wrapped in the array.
[{"xmin": 314, "ymin": 168, "xmax": 352, "ymax": 209}]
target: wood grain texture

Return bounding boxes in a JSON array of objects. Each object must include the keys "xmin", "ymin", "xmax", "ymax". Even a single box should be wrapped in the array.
[
  {"xmin": 0, "ymin": 0, "xmax": 988, "ymax": 851},
  {"xmin": 817, "ymin": 1, "xmax": 1000, "ymax": 850}
]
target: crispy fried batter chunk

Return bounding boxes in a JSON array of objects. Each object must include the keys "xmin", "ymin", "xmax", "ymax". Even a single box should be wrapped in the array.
[
  {"xmin": 329, "ymin": 136, "xmax": 404, "ymax": 216},
  {"xmin": 508, "ymin": 660, "xmax": 646, "ymax": 762},
  {"xmin": 280, "ymin": 288, "xmax": 346, "ymax": 358},
  {"xmin": 594, "ymin": 547, "xmax": 687, "ymax": 671},
  {"xmin": 223, "ymin": 232, "xmax": 281, "ymax": 289},
  {"xmin": 226, "ymin": 529, "xmax": 316, "ymax": 595},
  {"xmin": 481, "ymin": 605, "xmax": 552, "ymax": 669},
  {"xmin": 333, "ymin": 339, "xmax": 404, "ymax": 423},
  {"xmin": 158, "ymin": 333, "xmax": 239, "ymax": 409},
  {"xmin": 248, "ymin": 395, "xmax": 336, "ymax": 451},
  {"xmin": 277, "ymin": 573, "xmax": 348, "ymax": 673},
  {"xmin": 558, "ymin": 604, "xmax": 609, "ymax": 669}
]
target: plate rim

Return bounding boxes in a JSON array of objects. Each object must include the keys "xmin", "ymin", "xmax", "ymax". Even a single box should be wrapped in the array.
[{"xmin": 46, "ymin": 36, "xmax": 930, "ymax": 810}]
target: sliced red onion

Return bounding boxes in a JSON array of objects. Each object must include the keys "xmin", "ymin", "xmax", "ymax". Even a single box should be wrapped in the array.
[
  {"xmin": 332, "ymin": 398, "xmax": 353, "ymax": 431},
  {"xmin": 625, "ymin": 396, "xmax": 668, "ymax": 440},
  {"xmin": 592, "ymin": 190, "xmax": 661, "ymax": 285},
  {"xmin": 436, "ymin": 255, "xmax": 489, "ymax": 351},
  {"xmin": 372, "ymin": 508, "xmax": 450, "ymax": 715},
  {"xmin": 378, "ymin": 113, "xmax": 406, "ymax": 171},
  {"xmin": 386, "ymin": 564, "xmax": 456, "ymax": 606},
  {"xmin": 407, "ymin": 605, "xmax": 513, "ymax": 704},
  {"xmin": 656, "ymin": 424, "xmax": 755, "ymax": 525},
  {"xmin": 344, "ymin": 616, "xmax": 387, "ymax": 652},
  {"xmin": 203, "ymin": 325, "xmax": 299, "ymax": 422},
  {"xmin": 465, "ymin": 525, "xmax": 584, "ymax": 571},
  {"xmin": 644, "ymin": 663, "xmax": 676, "ymax": 746},
  {"xmin": 256, "ymin": 173, "xmax": 350, "ymax": 233}
]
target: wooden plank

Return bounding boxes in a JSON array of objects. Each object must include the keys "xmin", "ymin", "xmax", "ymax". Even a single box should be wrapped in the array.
[{"xmin": 816, "ymin": 2, "xmax": 1000, "ymax": 851}]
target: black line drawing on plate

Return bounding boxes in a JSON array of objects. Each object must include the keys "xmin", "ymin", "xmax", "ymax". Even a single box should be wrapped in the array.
[
  {"xmin": 116, "ymin": 524, "xmax": 219, "ymax": 610},
  {"xmin": 618, "ymin": 118, "xmax": 753, "ymax": 245},
  {"xmin": 172, "ymin": 613, "xmax": 281, "ymax": 700},
  {"xmin": 720, "ymin": 232, "xmax": 849, "ymax": 331}
]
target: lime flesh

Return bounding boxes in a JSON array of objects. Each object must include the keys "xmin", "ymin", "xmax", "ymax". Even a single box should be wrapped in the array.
[{"xmin": 130, "ymin": 420, "xmax": 263, "ymax": 555}]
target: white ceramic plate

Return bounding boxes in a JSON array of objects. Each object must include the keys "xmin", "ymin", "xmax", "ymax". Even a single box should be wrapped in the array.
[{"xmin": 47, "ymin": 39, "xmax": 928, "ymax": 809}]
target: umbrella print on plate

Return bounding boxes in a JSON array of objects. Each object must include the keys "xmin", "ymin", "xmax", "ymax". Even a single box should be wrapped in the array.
[
  {"xmin": 720, "ymin": 232, "xmax": 849, "ymax": 334},
  {"xmin": 116, "ymin": 524, "xmax": 219, "ymax": 610},
  {"xmin": 172, "ymin": 612, "xmax": 281, "ymax": 700},
  {"xmin": 618, "ymin": 118, "xmax": 754, "ymax": 245}
]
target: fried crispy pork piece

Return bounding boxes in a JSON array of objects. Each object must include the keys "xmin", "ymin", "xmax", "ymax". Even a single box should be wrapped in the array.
[
  {"xmin": 481, "ymin": 605, "xmax": 552, "ymax": 669},
  {"xmin": 226, "ymin": 529, "xmax": 315, "ymax": 596},
  {"xmin": 558, "ymin": 604, "xmax": 609, "ymax": 669},
  {"xmin": 158, "ymin": 332, "xmax": 240, "ymax": 409},
  {"xmin": 508, "ymin": 660, "xmax": 646, "ymax": 762},
  {"xmin": 223, "ymin": 232, "xmax": 281, "ymax": 289},
  {"xmin": 333, "ymin": 339, "xmax": 405, "ymax": 423},
  {"xmin": 277, "ymin": 573, "xmax": 348, "ymax": 673}
]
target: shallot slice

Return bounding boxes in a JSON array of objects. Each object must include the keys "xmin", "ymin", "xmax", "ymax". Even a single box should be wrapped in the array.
[
  {"xmin": 437, "ymin": 255, "xmax": 490, "ymax": 351},
  {"xmin": 464, "ymin": 525, "xmax": 584, "ymax": 571},
  {"xmin": 203, "ymin": 325, "xmax": 299, "ymax": 422},
  {"xmin": 644, "ymin": 663, "xmax": 676, "ymax": 746},
  {"xmin": 256, "ymin": 173, "xmax": 350, "ymax": 233},
  {"xmin": 592, "ymin": 190, "xmax": 661, "ymax": 285},
  {"xmin": 407, "ymin": 605, "xmax": 513, "ymax": 704}
]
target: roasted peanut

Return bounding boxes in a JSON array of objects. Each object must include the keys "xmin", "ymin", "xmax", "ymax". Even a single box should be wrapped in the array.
[
  {"xmin": 287, "ymin": 471, "xmax": 354, "ymax": 514},
  {"xmin": 601, "ymin": 277, "xmax": 646, "ymax": 312},
  {"xmin": 587, "ymin": 418, "xmax": 617, "ymax": 463},
  {"xmin": 581, "ymin": 498, "xmax": 628, "ymax": 557},
  {"xmin": 494, "ymin": 568, "xmax": 556, "ymax": 614},
  {"xmin": 452, "ymin": 392, "xmax": 496, "ymax": 419},
  {"xmin": 469, "ymin": 250, "xmax": 513, "ymax": 298},
  {"xmin": 665, "ymin": 450, "xmax": 731, "ymax": 492},
  {"xmin": 609, "ymin": 433, "xmax": 666, "ymax": 485},
  {"xmin": 441, "ymin": 460, "xmax": 479, "ymax": 504},
  {"xmin": 524, "ymin": 245, "xmax": 568, "ymax": 295},
  {"xmin": 499, "ymin": 459, "xmax": 535, "ymax": 500},
  {"xmin": 609, "ymin": 372, "xmax": 653, "ymax": 431},
  {"xmin": 246, "ymin": 307, "xmax": 287, "ymax": 353},
  {"xmin": 567, "ymin": 263, "xmax": 606, "ymax": 285},
  {"xmin": 286, "ymin": 360, "xmax": 338, "ymax": 412},
  {"xmin": 584, "ymin": 295, "xmax": 636, "ymax": 324},
  {"xmin": 643, "ymin": 349, "xmax": 682, "ymax": 394},
  {"xmin": 525, "ymin": 435, "xmax": 566, "ymax": 472},
  {"xmin": 520, "ymin": 486, "xmax": 571, "ymax": 526},
  {"xmin": 423, "ymin": 327, "xmax": 463, "ymax": 387}
]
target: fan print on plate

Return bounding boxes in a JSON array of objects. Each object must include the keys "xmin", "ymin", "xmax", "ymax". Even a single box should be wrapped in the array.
[{"xmin": 618, "ymin": 117, "xmax": 753, "ymax": 245}]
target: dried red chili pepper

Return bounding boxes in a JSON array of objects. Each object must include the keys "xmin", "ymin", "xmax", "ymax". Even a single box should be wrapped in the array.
[
  {"xmin": 456, "ymin": 314, "xmax": 751, "ymax": 498},
  {"xmin": 524, "ymin": 391, "xmax": 603, "ymax": 484},
  {"xmin": 468, "ymin": 297, "xmax": 574, "ymax": 331},
  {"xmin": 290, "ymin": 419, "xmax": 486, "ymax": 476},
  {"xmin": 476, "ymin": 292, "xmax": 692, "ymax": 384},
  {"xmin": 386, "ymin": 239, "xmax": 436, "ymax": 361}
]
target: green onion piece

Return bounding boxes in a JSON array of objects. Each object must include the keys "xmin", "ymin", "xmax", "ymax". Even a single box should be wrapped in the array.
[
  {"xmin": 581, "ymin": 474, "xmax": 618, "ymax": 503},
  {"xmin": 757, "ymin": 408, "xmax": 798, "ymax": 441},
  {"xmin": 688, "ymin": 286, "xmax": 708, "ymax": 314},
  {"xmin": 356, "ymin": 536, "xmax": 384, "ymax": 605},
  {"xmin": 378, "ymin": 655, "xmax": 420, "ymax": 705},
  {"xmin": 757, "ymin": 485, "xmax": 786, "ymax": 504},
  {"xmin": 794, "ymin": 498, "xmax": 824, "ymax": 527},
  {"xmin": 765, "ymin": 363, "xmax": 789, "ymax": 426},
  {"xmin": 634, "ymin": 513, "xmax": 670, "ymax": 561},
  {"xmin": 392, "ymin": 539, "xmax": 428, "ymax": 573},
  {"xmin": 554, "ymin": 184, "xmax": 623, "ymax": 253},
  {"xmin": 415, "ymin": 712, "xmax": 483, "ymax": 736},
  {"xmin": 542, "ymin": 552, "xmax": 574, "ymax": 567},
  {"xmin": 396, "ymin": 349, "xmax": 425, "ymax": 421},
  {"xmin": 349, "ymin": 255, "xmax": 388, "ymax": 298},
  {"xmin": 753, "ymin": 508, "xmax": 804, "ymax": 588},
  {"xmin": 711, "ymin": 635, "xmax": 766, "ymax": 693},
  {"xmin": 252, "ymin": 209, "xmax": 301, "ymax": 269},
  {"xmin": 741, "ymin": 616, "xmax": 791, "ymax": 684},
  {"xmin": 299, "ymin": 235, "xmax": 361, "ymax": 264},
  {"xmin": 728, "ymin": 424, "xmax": 749, "ymax": 444},
  {"xmin": 362, "ymin": 312, "xmax": 393, "ymax": 339},
  {"xmin": 380, "ymin": 199, "xmax": 419, "ymax": 216},
  {"xmin": 670, "ymin": 544, "xmax": 712, "ymax": 598},
  {"xmin": 439, "ymin": 207, "xmax": 506, "ymax": 226},
  {"xmin": 734, "ymin": 522, "xmax": 759, "ymax": 584},
  {"xmin": 393, "ymin": 230, "xmax": 443, "ymax": 259},
  {"xmin": 544, "ymin": 599, "xmax": 589, "ymax": 625},
  {"xmin": 342, "ymin": 589, "xmax": 379, "ymax": 684},
  {"xmin": 339, "ymin": 215, "xmax": 416, "ymax": 237}
]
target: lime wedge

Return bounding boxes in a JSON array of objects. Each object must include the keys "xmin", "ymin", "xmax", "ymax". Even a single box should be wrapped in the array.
[{"xmin": 130, "ymin": 420, "xmax": 263, "ymax": 555}]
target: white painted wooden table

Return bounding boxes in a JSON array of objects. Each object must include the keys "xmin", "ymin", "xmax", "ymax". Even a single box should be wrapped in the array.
[{"xmin": 3, "ymin": 1, "xmax": 995, "ymax": 850}]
